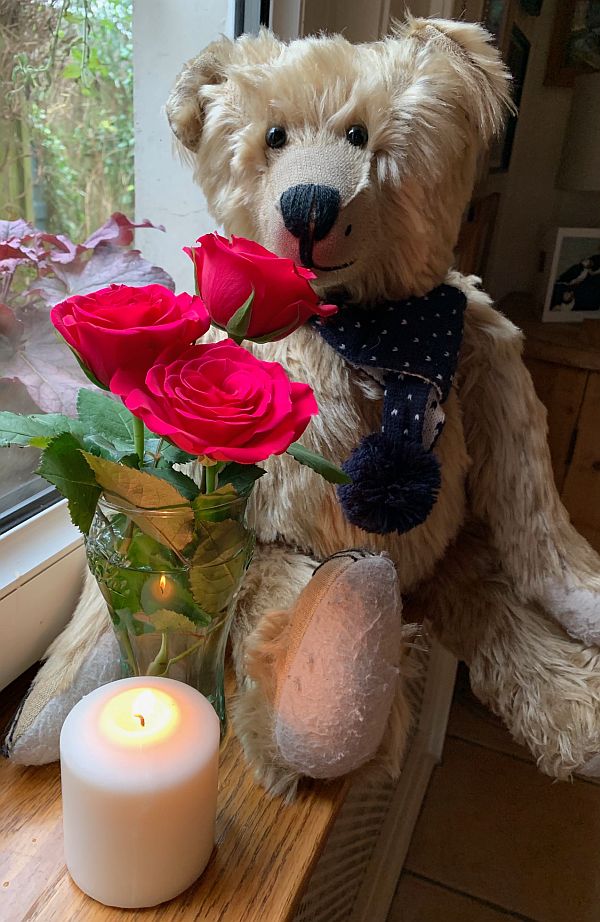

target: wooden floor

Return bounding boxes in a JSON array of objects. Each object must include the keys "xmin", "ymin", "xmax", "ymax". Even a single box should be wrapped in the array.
[{"xmin": 387, "ymin": 666, "xmax": 600, "ymax": 922}]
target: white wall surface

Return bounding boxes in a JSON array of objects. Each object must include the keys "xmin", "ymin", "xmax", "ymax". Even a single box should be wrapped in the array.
[{"xmin": 133, "ymin": 0, "xmax": 233, "ymax": 293}]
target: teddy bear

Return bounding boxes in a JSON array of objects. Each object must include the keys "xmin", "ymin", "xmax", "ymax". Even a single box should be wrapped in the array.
[{"xmin": 7, "ymin": 16, "xmax": 600, "ymax": 794}]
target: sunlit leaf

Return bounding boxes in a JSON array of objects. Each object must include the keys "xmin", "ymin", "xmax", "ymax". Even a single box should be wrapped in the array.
[
  {"xmin": 81, "ymin": 452, "xmax": 194, "ymax": 551},
  {"xmin": 145, "ymin": 465, "xmax": 200, "ymax": 501},
  {"xmin": 190, "ymin": 518, "xmax": 251, "ymax": 614},
  {"xmin": 144, "ymin": 609, "xmax": 207, "ymax": 632}
]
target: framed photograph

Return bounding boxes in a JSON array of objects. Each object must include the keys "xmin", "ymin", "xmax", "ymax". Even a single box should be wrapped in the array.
[
  {"xmin": 542, "ymin": 228, "xmax": 600, "ymax": 322},
  {"xmin": 489, "ymin": 25, "xmax": 530, "ymax": 172},
  {"xmin": 545, "ymin": 0, "xmax": 600, "ymax": 87}
]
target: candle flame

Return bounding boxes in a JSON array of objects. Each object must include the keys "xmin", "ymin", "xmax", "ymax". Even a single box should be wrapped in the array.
[
  {"xmin": 159, "ymin": 575, "xmax": 167, "ymax": 594},
  {"xmin": 131, "ymin": 689, "xmax": 158, "ymax": 726},
  {"xmin": 100, "ymin": 687, "xmax": 180, "ymax": 745}
]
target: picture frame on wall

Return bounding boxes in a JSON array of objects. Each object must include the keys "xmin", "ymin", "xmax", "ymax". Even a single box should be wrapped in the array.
[
  {"xmin": 542, "ymin": 227, "xmax": 600, "ymax": 322},
  {"xmin": 489, "ymin": 25, "xmax": 530, "ymax": 172},
  {"xmin": 545, "ymin": 0, "xmax": 600, "ymax": 87}
]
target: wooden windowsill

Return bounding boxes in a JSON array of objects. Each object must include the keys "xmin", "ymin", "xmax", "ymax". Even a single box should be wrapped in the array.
[{"xmin": 0, "ymin": 670, "xmax": 348, "ymax": 921}]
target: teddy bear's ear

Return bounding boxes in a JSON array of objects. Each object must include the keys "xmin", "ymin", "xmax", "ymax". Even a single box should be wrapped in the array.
[
  {"xmin": 404, "ymin": 16, "xmax": 513, "ymax": 143},
  {"xmin": 165, "ymin": 38, "xmax": 234, "ymax": 152}
]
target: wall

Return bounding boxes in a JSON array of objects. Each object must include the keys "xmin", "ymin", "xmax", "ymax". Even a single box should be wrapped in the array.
[
  {"xmin": 482, "ymin": 0, "xmax": 600, "ymax": 302},
  {"xmin": 388, "ymin": 0, "xmax": 457, "ymax": 20},
  {"xmin": 303, "ymin": 0, "xmax": 391, "ymax": 41},
  {"xmin": 133, "ymin": 0, "xmax": 233, "ymax": 293}
]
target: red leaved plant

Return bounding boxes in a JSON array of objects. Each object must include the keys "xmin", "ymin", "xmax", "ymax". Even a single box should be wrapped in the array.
[{"xmin": 0, "ymin": 213, "xmax": 172, "ymax": 417}]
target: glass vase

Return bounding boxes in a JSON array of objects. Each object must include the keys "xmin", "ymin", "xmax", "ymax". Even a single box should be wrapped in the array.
[{"xmin": 85, "ymin": 487, "xmax": 254, "ymax": 734}]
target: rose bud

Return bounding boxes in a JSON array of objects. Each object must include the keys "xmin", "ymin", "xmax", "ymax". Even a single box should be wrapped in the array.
[{"xmin": 185, "ymin": 233, "xmax": 336, "ymax": 343}]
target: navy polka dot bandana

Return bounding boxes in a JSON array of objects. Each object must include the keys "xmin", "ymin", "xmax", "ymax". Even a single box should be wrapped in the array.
[
  {"xmin": 312, "ymin": 284, "xmax": 466, "ymax": 535},
  {"xmin": 315, "ymin": 284, "xmax": 465, "ymax": 449}
]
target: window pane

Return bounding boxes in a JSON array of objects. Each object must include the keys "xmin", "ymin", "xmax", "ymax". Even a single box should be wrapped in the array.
[{"xmin": 0, "ymin": 0, "xmax": 133, "ymax": 531}]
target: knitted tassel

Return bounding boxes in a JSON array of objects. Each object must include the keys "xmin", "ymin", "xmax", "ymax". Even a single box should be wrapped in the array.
[{"xmin": 337, "ymin": 433, "xmax": 441, "ymax": 535}]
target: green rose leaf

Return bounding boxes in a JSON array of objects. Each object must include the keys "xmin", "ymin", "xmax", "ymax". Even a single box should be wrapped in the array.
[
  {"xmin": 77, "ymin": 389, "xmax": 135, "ymax": 449},
  {"xmin": 286, "ymin": 442, "xmax": 351, "ymax": 484},
  {"xmin": 218, "ymin": 462, "xmax": 266, "ymax": 493},
  {"xmin": 37, "ymin": 432, "xmax": 101, "ymax": 532},
  {"xmin": 146, "ymin": 464, "xmax": 200, "ymax": 501},
  {"xmin": 190, "ymin": 518, "xmax": 250, "ymax": 614},
  {"xmin": 160, "ymin": 444, "xmax": 198, "ymax": 466},
  {"xmin": 81, "ymin": 452, "xmax": 195, "ymax": 551},
  {"xmin": 0, "ymin": 410, "xmax": 83, "ymax": 448},
  {"xmin": 146, "ymin": 609, "xmax": 205, "ymax": 632}
]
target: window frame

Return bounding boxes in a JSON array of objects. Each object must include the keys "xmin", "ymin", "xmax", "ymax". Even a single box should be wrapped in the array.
[{"xmin": 0, "ymin": 499, "xmax": 85, "ymax": 690}]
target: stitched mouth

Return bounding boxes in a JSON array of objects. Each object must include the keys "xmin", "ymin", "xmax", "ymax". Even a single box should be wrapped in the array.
[{"xmin": 311, "ymin": 260, "xmax": 355, "ymax": 272}]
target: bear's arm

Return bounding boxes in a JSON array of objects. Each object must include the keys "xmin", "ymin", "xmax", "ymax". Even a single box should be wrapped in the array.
[{"xmin": 454, "ymin": 274, "xmax": 600, "ymax": 645}]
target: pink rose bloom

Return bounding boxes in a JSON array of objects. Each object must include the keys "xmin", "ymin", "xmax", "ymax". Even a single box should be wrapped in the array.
[
  {"xmin": 185, "ymin": 233, "xmax": 337, "ymax": 342},
  {"xmin": 50, "ymin": 284, "xmax": 210, "ymax": 388},
  {"xmin": 111, "ymin": 339, "xmax": 318, "ymax": 463}
]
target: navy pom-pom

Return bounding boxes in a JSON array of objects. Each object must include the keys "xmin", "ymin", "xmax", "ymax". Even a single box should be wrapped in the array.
[{"xmin": 337, "ymin": 433, "xmax": 441, "ymax": 535}]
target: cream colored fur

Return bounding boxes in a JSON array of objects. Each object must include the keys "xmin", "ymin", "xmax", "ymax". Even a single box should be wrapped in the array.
[{"xmin": 15, "ymin": 17, "xmax": 600, "ymax": 787}]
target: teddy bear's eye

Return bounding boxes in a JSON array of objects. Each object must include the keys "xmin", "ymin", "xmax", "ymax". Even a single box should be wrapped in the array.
[
  {"xmin": 266, "ymin": 126, "xmax": 287, "ymax": 149},
  {"xmin": 346, "ymin": 124, "xmax": 368, "ymax": 147}
]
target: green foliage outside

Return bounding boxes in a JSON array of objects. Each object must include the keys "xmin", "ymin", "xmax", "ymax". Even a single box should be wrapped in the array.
[{"xmin": 1, "ymin": 0, "xmax": 133, "ymax": 241}]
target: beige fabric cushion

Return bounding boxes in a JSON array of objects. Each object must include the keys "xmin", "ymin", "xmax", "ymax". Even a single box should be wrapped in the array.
[
  {"xmin": 4, "ymin": 630, "xmax": 119, "ymax": 764},
  {"xmin": 3, "ymin": 570, "xmax": 116, "ymax": 765}
]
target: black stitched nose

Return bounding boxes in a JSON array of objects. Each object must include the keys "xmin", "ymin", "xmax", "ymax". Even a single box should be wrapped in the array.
[{"xmin": 279, "ymin": 183, "xmax": 340, "ymax": 267}]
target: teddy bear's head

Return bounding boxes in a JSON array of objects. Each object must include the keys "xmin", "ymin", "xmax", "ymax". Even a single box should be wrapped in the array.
[{"xmin": 167, "ymin": 17, "xmax": 509, "ymax": 301}]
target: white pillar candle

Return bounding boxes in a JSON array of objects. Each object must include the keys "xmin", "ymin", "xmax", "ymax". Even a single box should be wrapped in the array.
[{"xmin": 60, "ymin": 676, "xmax": 220, "ymax": 909}]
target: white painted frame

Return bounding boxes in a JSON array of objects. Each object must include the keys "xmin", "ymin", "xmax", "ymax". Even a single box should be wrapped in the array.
[{"xmin": 0, "ymin": 501, "xmax": 85, "ymax": 690}]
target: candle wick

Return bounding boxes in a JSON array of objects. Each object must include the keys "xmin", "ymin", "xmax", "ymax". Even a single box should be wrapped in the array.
[{"xmin": 134, "ymin": 713, "xmax": 146, "ymax": 728}]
